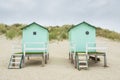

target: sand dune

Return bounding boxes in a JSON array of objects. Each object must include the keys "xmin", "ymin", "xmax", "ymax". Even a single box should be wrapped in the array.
[{"xmin": 0, "ymin": 36, "xmax": 120, "ymax": 80}]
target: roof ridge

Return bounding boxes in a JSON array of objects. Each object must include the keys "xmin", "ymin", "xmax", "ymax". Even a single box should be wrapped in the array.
[
  {"xmin": 21, "ymin": 22, "xmax": 49, "ymax": 32},
  {"xmin": 68, "ymin": 21, "xmax": 96, "ymax": 32}
]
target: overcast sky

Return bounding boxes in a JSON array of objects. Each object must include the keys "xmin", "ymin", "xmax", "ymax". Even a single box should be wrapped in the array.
[{"xmin": 0, "ymin": 0, "xmax": 120, "ymax": 32}]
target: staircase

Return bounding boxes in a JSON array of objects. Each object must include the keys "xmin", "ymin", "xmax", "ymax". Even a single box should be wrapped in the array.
[
  {"xmin": 8, "ymin": 54, "xmax": 23, "ymax": 69},
  {"xmin": 76, "ymin": 53, "xmax": 88, "ymax": 70}
]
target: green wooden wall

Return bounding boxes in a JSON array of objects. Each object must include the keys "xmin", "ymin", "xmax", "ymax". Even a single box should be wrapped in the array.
[
  {"xmin": 68, "ymin": 22, "xmax": 96, "ymax": 52},
  {"xmin": 22, "ymin": 22, "xmax": 49, "ymax": 52}
]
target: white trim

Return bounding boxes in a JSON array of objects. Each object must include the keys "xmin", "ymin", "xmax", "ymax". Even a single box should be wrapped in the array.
[
  {"xmin": 25, "ymin": 48, "xmax": 47, "ymax": 51},
  {"xmin": 87, "ymin": 47, "xmax": 107, "ymax": 50},
  {"xmin": 23, "ymin": 42, "xmax": 48, "ymax": 56},
  {"xmin": 12, "ymin": 43, "xmax": 22, "ymax": 55},
  {"xmin": 86, "ymin": 42, "xmax": 107, "ymax": 53},
  {"xmin": 69, "ymin": 42, "xmax": 76, "ymax": 60}
]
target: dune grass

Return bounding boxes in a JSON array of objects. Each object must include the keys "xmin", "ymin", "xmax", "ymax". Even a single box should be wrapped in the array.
[
  {"xmin": 0, "ymin": 23, "xmax": 120, "ymax": 41},
  {"xmin": 96, "ymin": 27, "xmax": 120, "ymax": 41}
]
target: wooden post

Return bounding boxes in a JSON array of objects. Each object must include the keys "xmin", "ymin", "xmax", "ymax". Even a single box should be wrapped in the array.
[
  {"xmin": 27, "ymin": 56, "xmax": 30, "ymax": 60},
  {"xmin": 13, "ymin": 55, "xmax": 15, "ymax": 67},
  {"xmin": 23, "ymin": 44, "xmax": 26, "ymax": 67},
  {"xmin": 71, "ymin": 53, "xmax": 74, "ymax": 64},
  {"xmin": 42, "ymin": 54, "xmax": 45, "ymax": 67},
  {"xmin": 104, "ymin": 53, "xmax": 107, "ymax": 67},
  {"xmin": 95, "ymin": 55, "xmax": 98, "ymax": 63},
  {"xmin": 69, "ymin": 52, "xmax": 71, "ymax": 60},
  {"xmin": 74, "ymin": 54, "xmax": 77, "ymax": 68},
  {"xmin": 47, "ymin": 53, "xmax": 49, "ymax": 60},
  {"xmin": 45, "ymin": 54, "xmax": 47, "ymax": 64}
]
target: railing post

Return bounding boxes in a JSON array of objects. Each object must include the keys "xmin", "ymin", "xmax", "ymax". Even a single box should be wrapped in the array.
[{"xmin": 23, "ymin": 43, "xmax": 26, "ymax": 66}]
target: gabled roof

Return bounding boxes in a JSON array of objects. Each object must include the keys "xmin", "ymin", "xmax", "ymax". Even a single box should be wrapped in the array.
[
  {"xmin": 68, "ymin": 21, "xmax": 96, "ymax": 32},
  {"xmin": 21, "ymin": 22, "xmax": 49, "ymax": 32}
]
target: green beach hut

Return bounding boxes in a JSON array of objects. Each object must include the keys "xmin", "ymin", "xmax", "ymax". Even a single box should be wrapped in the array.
[
  {"xmin": 22, "ymin": 22, "xmax": 49, "ymax": 53},
  {"xmin": 68, "ymin": 21, "xmax": 96, "ymax": 53},
  {"xmin": 8, "ymin": 22, "xmax": 49, "ymax": 69},
  {"xmin": 68, "ymin": 21, "xmax": 107, "ymax": 70},
  {"xmin": 68, "ymin": 21, "xmax": 97, "ymax": 69},
  {"xmin": 22, "ymin": 22, "xmax": 49, "ymax": 66}
]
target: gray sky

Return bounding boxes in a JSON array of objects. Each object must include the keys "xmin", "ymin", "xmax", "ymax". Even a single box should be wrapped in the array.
[{"xmin": 0, "ymin": 0, "xmax": 120, "ymax": 32}]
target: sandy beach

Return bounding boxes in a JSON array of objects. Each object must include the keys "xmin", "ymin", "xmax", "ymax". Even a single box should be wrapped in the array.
[{"xmin": 0, "ymin": 36, "xmax": 120, "ymax": 80}]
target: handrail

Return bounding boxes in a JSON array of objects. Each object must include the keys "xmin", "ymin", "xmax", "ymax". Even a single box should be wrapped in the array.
[
  {"xmin": 23, "ymin": 42, "xmax": 48, "ymax": 56},
  {"xmin": 86, "ymin": 42, "xmax": 107, "ymax": 53}
]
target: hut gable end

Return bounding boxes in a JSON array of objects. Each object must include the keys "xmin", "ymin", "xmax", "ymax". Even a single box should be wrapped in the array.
[
  {"xmin": 22, "ymin": 22, "xmax": 48, "ymax": 32},
  {"xmin": 68, "ymin": 21, "xmax": 96, "ymax": 32},
  {"xmin": 22, "ymin": 22, "xmax": 49, "ymax": 45},
  {"xmin": 68, "ymin": 21, "xmax": 96, "ymax": 52}
]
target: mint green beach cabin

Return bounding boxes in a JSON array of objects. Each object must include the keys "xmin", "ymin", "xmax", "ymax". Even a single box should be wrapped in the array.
[
  {"xmin": 68, "ymin": 21, "xmax": 96, "ymax": 68},
  {"xmin": 22, "ymin": 22, "xmax": 49, "ymax": 52},
  {"xmin": 68, "ymin": 22, "xmax": 107, "ymax": 70},
  {"xmin": 68, "ymin": 21, "xmax": 96, "ymax": 53},
  {"xmin": 22, "ymin": 22, "xmax": 49, "ymax": 65},
  {"xmin": 8, "ymin": 22, "xmax": 49, "ymax": 69},
  {"xmin": 22, "ymin": 22, "xmax": 49, "ymax": 43}
]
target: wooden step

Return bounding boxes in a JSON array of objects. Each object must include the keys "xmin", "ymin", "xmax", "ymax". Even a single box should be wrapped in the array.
[
  {"xmin": 77, "ymin": 53, "xmax": 87, "ymax": 56},
  {"xmin": 12, "ymin": 58, "xmax": 21, "ymax": 60},
  {"xmin": 11, "ymin": 62, "xmax": 20, "ymax": 64},
  {"xmin": 79, "ymin": 65, "xmax": 88, "ymax": 68},
  {"xmin": 8, "ymin": 54, "xmax": 23, "ymax": 69},
  {"xmin": 76, "ymin": 53, "xmax": 88, "ymax": 70},
  {"xmin": 12, "ymin": 54, "xmax": 23, "ymax": 57},
  {"xmin": 8, "ymin": 66, "xmax": 20, "ymax": 69},
  {"xmin": 79, "ymin": 61, "xmax": 87, "ymax": 63}
]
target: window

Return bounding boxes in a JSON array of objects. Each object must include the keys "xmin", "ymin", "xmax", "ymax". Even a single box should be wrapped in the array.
[
  {"xmin": 85, "ymin": 31, "xmax": 89, "ymax": 35},
  {"xmin": 33, "ymin": 32, "xmax": 37, "ymax": 35}
]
